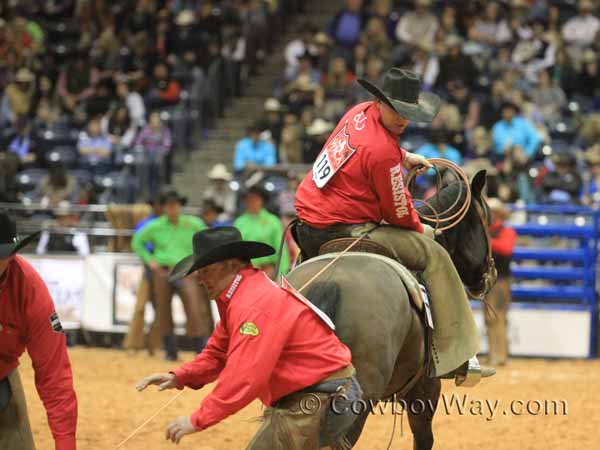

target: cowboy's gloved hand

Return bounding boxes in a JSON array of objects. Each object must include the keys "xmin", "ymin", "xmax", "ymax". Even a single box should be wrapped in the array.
[
  {"xmin": 136, "ymin": 373, "xmax": 177, "ymax": 391},
  {"xmin": 165, "ymin": 416, "xmax": 198, "ymax": 444},
  {"xmin": 404, "ymin": 152, "xmax": 433, "ymax": 175}
]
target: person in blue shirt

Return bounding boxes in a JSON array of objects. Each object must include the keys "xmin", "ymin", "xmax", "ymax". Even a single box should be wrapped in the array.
[
  {"xmin": 233, "ymin": 123, "xmax": 277, "ymax": 174},
  {"xmin": 416, "ymin": 128, "xmax": 463, "ymax": 165},
  {"xmin": 491, "ymin": 102, "xmax": 541, "ymax": 161}
]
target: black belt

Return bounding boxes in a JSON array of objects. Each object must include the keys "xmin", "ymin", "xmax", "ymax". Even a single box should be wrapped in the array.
[{"xmin": 0, "ymin": 376, "xmax": 12, "ymax": 411}]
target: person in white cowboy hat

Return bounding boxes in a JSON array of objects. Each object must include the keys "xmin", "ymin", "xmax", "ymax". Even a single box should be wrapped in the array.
[
  {"xmin": 304, "ymin": 118, "xmax": 335, "ymax": 162},
  {"xmin": 203, "ymin": 164, "xmax": 236, "ymax": 222},
  {"xmin": 562, "ymin": 0, "xmax": 599, "ymax": 48},
  {"xmin": 0, "ymin": 210, "xmax": 78, "ymax": 450},
  {"xmin": 294, "ymin": 68, "xmax": 495, "ymax": 383},
  {"xmin": 4, "ymin": 68, "xmax": 36, "ymax": 124}
]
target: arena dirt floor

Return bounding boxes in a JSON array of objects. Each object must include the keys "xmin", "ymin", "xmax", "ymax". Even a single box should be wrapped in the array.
[{"xmin": 21, "ymin": 347, "xmax": 600, "ymax": 450}]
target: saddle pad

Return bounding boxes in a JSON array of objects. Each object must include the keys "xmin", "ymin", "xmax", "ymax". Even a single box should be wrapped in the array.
[{"xmin": 306, "ymin": 252, "xmax": 426, "ymax": 312}]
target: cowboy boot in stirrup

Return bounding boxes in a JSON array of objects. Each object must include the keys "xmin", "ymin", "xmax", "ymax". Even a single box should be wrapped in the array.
[{"xmin": 438, "ymin": 356, "xmax": 496, "ymax": 386}]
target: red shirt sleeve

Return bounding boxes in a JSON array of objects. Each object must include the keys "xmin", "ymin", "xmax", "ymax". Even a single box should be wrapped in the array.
[
  {"xmin": 491, "ymin": 226, "xmax": 517, "ymax": 257},
  {"xmin": 172, "ymin": 320, "xmax": 229, "ymax": 390},
  {"xmin": 367, "ymin": 155, "xmax": 424, "ymax": 233},
  {"xmin": 190, "ymin": 305, "xmax": 291, "ymax": 431},
  {"xmin": 160, "ymin": 81, "xmax": 181, "ymax": 102},
  {"xmin": 26, "ymin": 274, "xmax": 77, "ymax": 450}
]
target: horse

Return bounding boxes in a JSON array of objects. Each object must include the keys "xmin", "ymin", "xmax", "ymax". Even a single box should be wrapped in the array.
[{"xmin": 286, "ymin": 170, "xmax": 493, "ymax": 450}]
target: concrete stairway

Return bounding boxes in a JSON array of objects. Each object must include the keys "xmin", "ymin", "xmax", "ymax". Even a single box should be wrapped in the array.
[{"xmin": 173, "ymin": 0, "xmax": 341, "ymax": 205}]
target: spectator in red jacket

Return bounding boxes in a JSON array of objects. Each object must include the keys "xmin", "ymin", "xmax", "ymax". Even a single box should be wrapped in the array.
[
  {"xmin": 486, "ymin": 198, "xmax": 517, "ymax": 366},
  {"xmin": 0, "ymin": 211, "xmax": 78, "ymax": 450}
]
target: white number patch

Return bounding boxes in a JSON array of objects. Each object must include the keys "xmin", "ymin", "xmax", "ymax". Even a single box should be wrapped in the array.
[{"xmin": 312, "ymin": 122, "xmax": 356, "ymax": 188}]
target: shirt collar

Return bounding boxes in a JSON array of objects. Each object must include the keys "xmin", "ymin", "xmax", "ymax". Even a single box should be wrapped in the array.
[{"xmin": 217, "ymin": 266, "xmax": 256, "ymax": 303}]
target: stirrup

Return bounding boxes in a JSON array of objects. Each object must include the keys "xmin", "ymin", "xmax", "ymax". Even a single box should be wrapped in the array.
[{"xmin": 438, "ymin": 357, "xmax": 496, "ymax": 387}]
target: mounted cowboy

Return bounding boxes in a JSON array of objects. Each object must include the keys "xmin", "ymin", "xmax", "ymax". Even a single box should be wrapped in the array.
[
  {"xmin": 137, "ymin": 227, "xmax": 362, "ymax": 449},
  {"xmin": 293, "ymin": 68, "xmax": 494, "ymax": 381}
]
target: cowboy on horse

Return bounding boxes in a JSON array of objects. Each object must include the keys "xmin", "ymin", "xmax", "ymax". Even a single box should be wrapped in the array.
[{"xmin": 293, "ymin": 68, "xmax": 495, "ymax": 382}]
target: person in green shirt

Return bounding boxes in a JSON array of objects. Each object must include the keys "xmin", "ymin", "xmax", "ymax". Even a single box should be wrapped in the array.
[
  {"xmin": 234, "ymin": 186, "xmax": 290, "ymax": 279},
  {"xmin": 132, "ymin": 190, "xmax": 211, "ymax": 361}
]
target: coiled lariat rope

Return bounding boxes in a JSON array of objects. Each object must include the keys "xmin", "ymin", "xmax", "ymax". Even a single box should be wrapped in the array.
[{"xmin": 406, "ymin": 158, "xmax": 472, "ymax": 233}]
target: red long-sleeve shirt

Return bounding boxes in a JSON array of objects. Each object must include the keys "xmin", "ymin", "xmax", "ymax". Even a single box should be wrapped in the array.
[
  {"xmin": 172, "ymin": 267, "xmax": 352, "ymax": 431},
  {"xmin": 490, "ymin": 220, "xmax": 517, "ymax": 257},
  {"xmin": 295, "ymin": 101, "xmax": 423, "ymax": 233},
  {"xmin": 0, "ymin": 256, "xmax": 78, "ymax": 450}
]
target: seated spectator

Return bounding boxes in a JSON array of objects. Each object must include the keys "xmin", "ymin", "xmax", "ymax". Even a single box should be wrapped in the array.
[
  {"xmin": 284, "ymin": 23, "xmax": 317, "ymax": 79},
  {"xmin": 360, "ymin": 16, "xmax": 392, "ymax": 63},
  {"xmin": 468, "ymin": 2, "xmax": 512, "ymax": 49},
  {"xmin": 2, "ymin": 68, "xmax": 35, "ymax": 126},
  {"xmin": 480, "ymin": 80, "xmax": 508, "ymax": 129},
  {"xmin": 116, "ymin": 79, "xmax": 146, "ymax": 129},
  {"xmin": 234, "ymin": 185, "xmax": 290, "ymax": 279},
  {"xmin": 145, "ymin": 62, "xmax": 181, "ymax": 110},
  {"xmin": 283, "ymin": 74, "xmax": 324, "ymax": 116},
  {"xmin": 353, "ymin": 56, "xmax": 384, "ymax": 103},
  {"xmin": 322, "ymin": 56, "xmax": 356, "ymax": 120},
  {"xmin": 416, "ymin": 128, "xmax": 463, "ymax": 167},
  {"xmin": 201, "ymin": 199, "xmax": 231, "ymax": 228},
  {"xmin": 280, "ymin": 112, "xmax": 304, "ymax": 163},
  {"xmin": 36, "ymin": 201, "xmax": 90, "ymax": 256},
  {"xmin": 57, "ymin": 52, "xmax": 99, "ymax": 114},
  {"xmin": 303, "ymin": 117, "xmax": 334, "ymax": 163},
  {"xmin": 77, "ymin": 117, "xmax": 113, "ymax": 173},
  {"xmin": 492, "ymin": 101, "xmax": 541, "ymax": 161},
  {"xmin": 465, "ymin": 126, "xmax": 494, "ymax": 161},
  {"xmin": 562, "ymin": 0, "xmax": 599, "ymax": 51},
  {"xmin": 287, "ymin": 51, "xmax": 321, "ymax": 85},
  {"xmin": 85, "ymin": 78, "xmax": 115, "ymax": 119},
  {"xmin": 540, "ymin": 152, "xmax": 582, "ymax": 204},
  {"xmin": 135, "ymin": 111, "xmax": 172, "ymax": 195},
  {"xmin": 313, "ymin": 32, "xmax": 333, "ymax": 73},
  {"xmin": 574, "ymin": 50, "xmax": 600, "ymax": 100},
  {"xmin": 369, "ymin": 0, "xmax": 400, "ymax": 42},
  {"xmin": 437, "ymin": 5, "xmax": 458, "ymax": 38},
  {"xmin": 512, "ymin": 18, "xmax": 557, "ymax": 84},
  {"xmin": 436, "ymin": 35, "xmax": 478, "ymax": 91},
  {"xmin": 102, "ymin": 105, "xmax": 137, "ymax": 148},
  {"xmin": 488, "ymin": 46, "xmax": 515, "ymax": 80},
  {"xmin": 327, "ymin": 0, "xmax": 366, "ymax": 50},
  {"xmin": 352, "ymin": 43, "xmax": 369, "ymax": 78},
  {"xmin": 447, "ymin": 79, "xmax": 480, "ymax": 133},
  {"xmin": 258, "ymin": 98, "xmax": 284, "ymax": 149},
  {"xmin": 395, "ymin": 0, "xmax": 438, "ymax": 55},
  {"xmin": 582, "ymin": 145, "xmax": 600, "ymax": 205},
  {"xmin": 530, "ymin": 69, "xmax": 566, "ymax": 127},
  {"xmin": 6, "ymin": 116, "xmax": 38, "ymax": 167},
  {"xmin": 233, "ymin": 123, "xmax": 277, "ymax": 173},
  {"xmin": 31, "ymin": 74, "xmax": 61, "ymax": 131},
  {"xmin": 0, "ymin": 151, "xmax": 21, "ymax": 203},
  {"xmin": 38, "ymin": 162, "xmax": 78, "ymax": 206},
  {"xmin": 577, "ymin": 113, "xmax": 600, "ymax": 149},
  {"xmin": 203, "ymin": 164, "xmax": 236, "ymax": 221},
  {"xmin": 407, "ymin": 43, "xmax": 439, "ymax": 90}
]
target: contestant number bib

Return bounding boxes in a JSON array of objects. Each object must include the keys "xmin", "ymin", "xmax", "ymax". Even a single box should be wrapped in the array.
[{"xmin": 312, "ymin": 122, "xmax": 356, "ymax": 189}]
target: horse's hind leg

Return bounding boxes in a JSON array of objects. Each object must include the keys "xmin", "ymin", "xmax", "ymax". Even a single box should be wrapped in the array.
[
  {"xmin": 340, "ymin": 410, "xmax": 369, "ymax": 449},
  {"xmin": 403, "ymin": 377, "xmax": 441, "ymax": 450}
]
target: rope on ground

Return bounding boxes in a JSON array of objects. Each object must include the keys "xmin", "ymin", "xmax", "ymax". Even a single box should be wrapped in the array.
[{"xmin": 111, "ymin": 389, "xmax": 184, "ymax": 450}]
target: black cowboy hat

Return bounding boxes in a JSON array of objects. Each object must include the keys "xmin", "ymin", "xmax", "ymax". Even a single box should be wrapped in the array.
[
  {"xmin": 0, "ymin": 211, "xmax": 41, "ymax": 258},
  {"xmin": 169, "ymin": 227, "xmax": 274, "ymax": 282},
  {"xmin": 357, "ymin": 68, "xmax": 441, "ymax": 123},
  {"xmin": 160, "ymin": 189, "xmax": 188, "ymax": 206}
]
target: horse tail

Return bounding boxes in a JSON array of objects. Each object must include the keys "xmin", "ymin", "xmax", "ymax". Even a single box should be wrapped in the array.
[{"xmin": 303, "ymin": 281, "xmax": 341, "ymax": 323}]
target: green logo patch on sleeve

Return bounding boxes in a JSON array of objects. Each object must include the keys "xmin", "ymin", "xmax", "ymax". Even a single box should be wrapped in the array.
[{"xmin": 239, "ymin": 322, "xmax": 260, "ymax": 336}]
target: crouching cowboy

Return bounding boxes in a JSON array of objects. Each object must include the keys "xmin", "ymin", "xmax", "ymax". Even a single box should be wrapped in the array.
[{"xmin": 137, "ymin": 227, "xmax": 362, "ymax": 449}]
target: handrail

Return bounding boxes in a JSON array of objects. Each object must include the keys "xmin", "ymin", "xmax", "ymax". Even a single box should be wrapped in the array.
[{"xmin": 0, "ymin": 202, "xmax": 202, "ymax": 214}]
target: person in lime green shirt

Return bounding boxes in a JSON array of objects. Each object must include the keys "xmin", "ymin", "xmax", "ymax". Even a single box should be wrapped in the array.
[
  {"xmin": 234, "ymin": 186, "xmax": 290, "ymax": 279},
  {"xmin": 131, "ymin": 190, "xmax": 212, "ymax": 361}
]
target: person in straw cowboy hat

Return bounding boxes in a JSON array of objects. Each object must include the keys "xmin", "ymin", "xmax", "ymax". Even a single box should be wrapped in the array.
[
  {"xmin": 294, "ymin": 67, "xmax": 495, "ymax": 383},
  {"xmin": 203, "ymin": 164, "xmax": 236, "ymax": 222},
  {"xmin": 137, "ymin": 227, "xmax": 361, "ymax": 449},
  {"xmin": 0, "ymin": 210, "xmax": 78, "ymax": 450},
  {"xmin": 485, "ymin": 198, "xmax": 517, "ymax": 366}
]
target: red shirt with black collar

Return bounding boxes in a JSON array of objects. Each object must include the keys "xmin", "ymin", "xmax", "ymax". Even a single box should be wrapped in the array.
[
  {"xmin": 295, "ymin": 101, "xmax": 423, "ymax": 233},
  {"xmin": 0, "ymin": 256, "xmax": 78, "ymax": 450},
  {"xmin": 172, "ymin": 267, "xmax": 351, "ymax": 431}
]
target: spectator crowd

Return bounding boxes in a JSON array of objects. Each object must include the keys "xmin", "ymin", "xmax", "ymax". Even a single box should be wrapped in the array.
[{"xmin": 234, "ymin": 0, "xmax": 600, "ymax": 209}]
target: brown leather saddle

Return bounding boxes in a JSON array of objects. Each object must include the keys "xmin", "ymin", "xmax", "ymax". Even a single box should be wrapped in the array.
[{"xmin": 318, "ymin": 237, "xmax": 424, "ymax": 311}]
